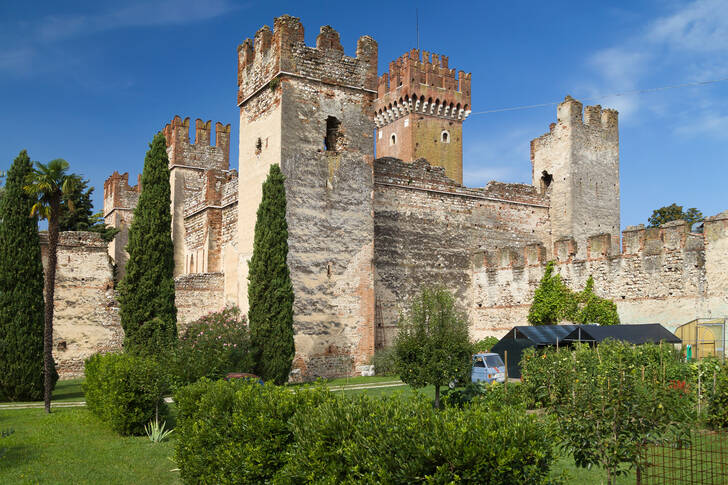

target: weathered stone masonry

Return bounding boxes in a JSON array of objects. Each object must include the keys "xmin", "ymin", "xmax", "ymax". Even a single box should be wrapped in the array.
[{"xmin": 47, "ymin": 14, "xmax": 726, "ymax": 380}]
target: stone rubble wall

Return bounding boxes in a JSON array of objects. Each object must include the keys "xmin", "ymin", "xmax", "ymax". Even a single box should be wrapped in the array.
[
  {"xmin": 470, "ymin": 215, "xmax": 728, "ymax": 338},
  {"xmin": 41, "ymin": 232, "xmax": 122, "ymax": 379},
  {"xmin": 373, "ymin": 157, "xmax": 551, "ymax": 345},
  {"xmin": 174, "ymin": 272, "xmax": 226, "ymax": 333}
]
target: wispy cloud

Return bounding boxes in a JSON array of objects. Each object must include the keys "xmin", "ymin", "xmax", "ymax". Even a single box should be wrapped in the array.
[
  {"xmin": 463, "ymin": 128, "xmax": 533, "ymax": 187},
  {"xmin": 0, "ymin": 0, "xmax": 241, "ymax": 77},
  {"xmin": 581, "ymin": 0, "xmax": 728, "ymax": 133}
]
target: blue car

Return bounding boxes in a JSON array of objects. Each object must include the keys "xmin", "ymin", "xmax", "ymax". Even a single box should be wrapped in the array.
[{"xmin": 471, "ymin": 352, "xmax": 506, "ymax": 383}]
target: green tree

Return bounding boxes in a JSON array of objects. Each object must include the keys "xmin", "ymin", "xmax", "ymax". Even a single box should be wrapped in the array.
[
  {"xmin": 118, "ymin": 132, "xmax": 177, "ymax": 355},
  {"xmin": 647, "ymin": 203, "xmax": 703, "ymax": 228},
  {"xmin": 59, "ymin": 176, "xmax": 118, "ymax": 241},
  {"xmin": 0, "ymin": 151, "xmax": 47, "ymax": 401},
  {"xmin": 527, "ymin": 261, "xmax": 574, "ymax": 326},
  {"xmin": 247, "ymin": 164, "xmax": 295, "ymax": 385},
  {"xmin": 23, "ymin": 158, "xmax": 78, "ymax": 412},
  {"xmin": 394, "ymin": 287, "xmax": 473, "ymax": 409},
  {"xmin": 573, "ymin": 277, "xmax": 620, "ymax": 326}
]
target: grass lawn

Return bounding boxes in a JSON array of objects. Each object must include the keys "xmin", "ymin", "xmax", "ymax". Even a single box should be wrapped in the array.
[{"xmin": 0, "ymin": 407, "xmax": 179, "ymax": 484}]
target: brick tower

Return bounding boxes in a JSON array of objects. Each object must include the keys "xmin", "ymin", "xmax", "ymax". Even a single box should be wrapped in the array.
[
  {"xmin": 374, "ymin": 49, "xmax": 471, "ymax": 184},
  {"xmin": 236, "ymin": 15, "xmax": 378, "ymax": 378}
]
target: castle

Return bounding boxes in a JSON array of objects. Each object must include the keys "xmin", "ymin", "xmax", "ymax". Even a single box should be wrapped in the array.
[{"xmin": 45, "ymin": 15, "xmax": 728, "ymax": 378}]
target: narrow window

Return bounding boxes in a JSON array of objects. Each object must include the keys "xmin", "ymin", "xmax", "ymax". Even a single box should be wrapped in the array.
[
  {"xmin": 390, "ymin": 134, "xmax": 397, "ymax": 145},
  {"xmin": 325, "ymin": 116, "xmax": 340, "ymax": 152},
  {"xmin": 541, "ymin": 170, "xmax": 553, "ymax": 192},
  {"xmin": 255, "ymin": 137, "xmax": 262, "ymax": 155},
  {"xmin": 441, "ymin": 131, "xmax": 450, "ymax": 143}
]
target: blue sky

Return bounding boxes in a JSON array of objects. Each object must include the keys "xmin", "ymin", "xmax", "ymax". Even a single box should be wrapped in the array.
[{"xmin": 1, "ymin": 0, "xmax": 726, "ymax": 229}]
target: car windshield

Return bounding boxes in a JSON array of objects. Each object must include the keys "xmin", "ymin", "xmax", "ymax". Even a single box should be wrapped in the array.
[{"xmin": 484, "ymin": 355, "xmax": 504, "ymax": 368}]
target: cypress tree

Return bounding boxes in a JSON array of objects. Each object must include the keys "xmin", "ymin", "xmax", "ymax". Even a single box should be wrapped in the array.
[
  {"xmin": 118, "ymin": 132, "xmax": 177, "ymax": 354},
  {"xmin": 248, "ymin": 164, "xmax": 295, "ymax": 385},
  {"xmin": 0, "ymin": 150, "xmax": 46, "ymax": 401}
]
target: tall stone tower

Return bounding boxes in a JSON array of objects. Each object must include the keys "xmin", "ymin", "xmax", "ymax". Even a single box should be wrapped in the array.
[
  {"xmin": 103, "ymin": 171, "xmax": 141, "ymax": 281},
  {"xmin": 374, "ymin": 49, "xmax": 471, "ymax": 184},
  {"xmin": 162, "ymin": 116, "xmax": 231, "ymax": 276},
  {"xmin": 531, "ymin": 96, "xmax": 620, "ymax": 258},
  {"xmin": 236, "ymin": 15, "xmax": 379, "ymax": 377}
]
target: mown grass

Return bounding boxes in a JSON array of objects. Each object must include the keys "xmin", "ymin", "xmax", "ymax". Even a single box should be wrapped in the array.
[{"xmin": 0, "ymin": 407, "xmax": 179, "ymax": 484}]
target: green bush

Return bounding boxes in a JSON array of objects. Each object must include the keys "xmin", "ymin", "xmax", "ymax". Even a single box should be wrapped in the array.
[
  {"xmin": 83, "ymin": 353, "xmax": 168, "ymax": 436},
  {"xmin": 174, "ymin": 380, "xmax": 558, "ymax": 484},
  {"xmin": 168, "ymin": 306, "xmax": 253, "ymax": 389},
  {"xmin": 706, "ymin": 362, "xmax": 728, "ymax": 429},
  {"xmin": 280, "ymin": 393, "xmax": 558, "ymax": 484},
  {"xmin": 473, "ymin": 336, "xmax": 499, "ymax": 352},
  {"xmin": 443, "ymin": 381, "xmax": 535, "ymax": 410},
  {"xmin": 174, "ymin": 379, "xmax": 330, "ymax": 484},
  {"xmin": 369, "ymin": 347, "xmax": 397, "ymax": 376}
]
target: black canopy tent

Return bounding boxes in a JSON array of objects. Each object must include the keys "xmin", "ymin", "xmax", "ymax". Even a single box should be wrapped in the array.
[
  {"xmin": 490, "ymin": 325, "xmax": 579, "ymax": 378},
  {"xmin": 562, "ymin": 323, "xmax": 681, "ymax": 345},
  {"xmin": 490, "ymin": 324, "xmax": 681, "ymax": 378}
]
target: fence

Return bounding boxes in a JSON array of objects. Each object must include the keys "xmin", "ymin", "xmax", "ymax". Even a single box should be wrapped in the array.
[{"xmin": 637, "ymin": 429, "xmax": 728, "ymax": 484}]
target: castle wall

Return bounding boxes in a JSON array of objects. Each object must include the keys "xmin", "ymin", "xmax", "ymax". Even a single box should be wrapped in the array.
[
  {"xmin": 531, "ymin": 97, "xmax": 620, "ymax": 258},
  {"xmin": 237, "ymin": 16, "xmax": 378, "ymax": 378},
  {"xmin": 103, "ymin": 172, "xmax": 140, "ymax": 280},
  {"xmin": 470, "ymin": 217, "xmax": 728, "ymax": 338},
  {"xmin": 174, "ymin": 272, "xmax": 226, "ymax": 332},
  {"xmin": 41, "ymin": 232, "xmax": 121, "ymax": 378},
  {"xmin": 373, "ymin": 157, "xmax": 550, "ymax": 345}
]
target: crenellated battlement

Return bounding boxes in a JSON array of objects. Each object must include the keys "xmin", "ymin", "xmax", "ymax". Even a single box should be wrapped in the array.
[
  {"xmin": 374, "ymin": 49, "xmax": 471, "ymax": 129},
  {"xmin": 532, "ymin": 96, "xmax": 618, "ymax": 144},
  {"xmin": 103, "ymin": 171, "xmax": 140, "ymax": 217},
  {"xmin": 162, "ymin": 115, "xmax": 231, "ymax": 170},
  {"xmin": 479, "ymin": 219, "xmax": 711, "ymax": 270},
  {"xmin": 237, "ymin": 15, "xmax": 378, "ymax": 105}
]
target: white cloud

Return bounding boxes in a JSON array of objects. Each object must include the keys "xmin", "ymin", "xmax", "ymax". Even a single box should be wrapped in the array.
[{"xmin": 583, "ymin": 0, "xmax": 728, "ymax": 135}]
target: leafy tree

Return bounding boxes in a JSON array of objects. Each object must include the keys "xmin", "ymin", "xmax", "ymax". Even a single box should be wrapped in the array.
[
  {"xmin": 118, "ymin": 132, "xmax": 177, "ymax": 355},
  {"xmin": 247, "ymin": 164, "xmax": 295, "ymax": 385},
  {"xmin": 58, "ymin": 176, "xmax": 119, "ymax": 241},
  {"xmin": 23, "ymin": 158, "xmax": 78, "ymax": 412},
  {"xmin": 0, "ymin": 151, "xmax": 47, "ymax": 401},
  {"xmin": 394, "ymin": 287, "xmax": 473, "ymax": 409},
  {"xmin": 527, "ymin": 261, "xmax": 574, "ymax": 326},
  {"xmin": 647, "ymin": 203, "xmax": 703, "ymax": 228},
  {"xmin": 573, "ymin": 277, "xmax": 620, "ymax": 326}
]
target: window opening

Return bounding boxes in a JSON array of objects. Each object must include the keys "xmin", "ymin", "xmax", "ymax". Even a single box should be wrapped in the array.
[
  {"xmin": 441, "ymin": 131, "xmax": 450, "ymax": 143},
  {"xmin": 541, "ymin": 170, "xmax": 553, "ymax": 190},
  {"xmin": 324, "ymin": 116, "xmax": 341, "ymax": 152},
  {"xmin": 390, "ymin": 134, "xmax": 397, "ymax": 145},
  {"xmin": 255, "ymin": 137, "xmax": 262, "ymax": 155}
]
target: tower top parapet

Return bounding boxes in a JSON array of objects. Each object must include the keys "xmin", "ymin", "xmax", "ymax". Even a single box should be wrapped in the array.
[
  {"xmin": 162, "ymin": 115, "xmax": 231, "ymax": 170},
  {"xmin": 374, "ymin": 49, "xmax": 471, "ymax": 129},
  {"xmin": 236, "ymin": 15, "xmax": 378, "ymax": 105}
]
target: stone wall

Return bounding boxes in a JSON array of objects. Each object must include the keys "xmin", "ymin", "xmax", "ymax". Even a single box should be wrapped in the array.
[
  {"xmin": 237, "ymin": 15, "xmax": 378, "ymax": 379},
  {"xmin": 41, "ymin": 232, "xmax": 121, "ymax": 378},
  {"xmin": 103, "ymin": 172, "xmax": 140, "ymax": 280},
  {"xmin": 373, "ymin": 157, "xmax": 550, "ymax": 345},
  {"xmin": 470, "ymin": 215, "xmax": 728, "ymax": 338},
  {"xmin": 531, "ymin": 96, "xmax": 620, "ymax": 258},
  {"xmin": 174, "ymin": 272, "xmax": 226, "ymax": 332}
]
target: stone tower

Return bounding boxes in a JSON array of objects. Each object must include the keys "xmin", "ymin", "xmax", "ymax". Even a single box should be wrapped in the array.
[
  {"xmin": 374, "ymin": 49, "xmax": 471, "ymax": 184},
  {"xmin": 236, "ymin": 15, "xmax": 379, "ymax": 377},
  {"xmin": 103, "ymin": 171, "xmax": 141, "ymax": 280},
  {"xmin": 530, "ymin": 96, "xmax": 620, "ymax": 258},
  {"xmin": 162, "ymin": 116, "xmax": 231, "ymax": 276}
]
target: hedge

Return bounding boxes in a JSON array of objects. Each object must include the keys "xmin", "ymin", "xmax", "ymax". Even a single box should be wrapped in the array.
[
  {"xmin": 84, "ymin": 352, "xmax": 168, "ymax": 436},
  {"xmin": 174, "ymin": 380, "xmax": 558, "ymax": 484}
]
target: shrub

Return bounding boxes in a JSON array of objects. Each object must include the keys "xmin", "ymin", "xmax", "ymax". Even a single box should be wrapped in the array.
[
  {"xmin": 473, "ymin": 336, "xmax": 499, "ymax": 352},
  {"xmin": 395, "ymin": 287, "xmax": 473, "ymax": 408},
  {"xmin": 168, "ymin": 306, "xmax": 253, "ymax": 389},
  {"xmin": 706, "ymin": 362, "xmax": 728, "ymax": 429},
  {"xmin": 280, "ymin": 393, "xmax": 558, "ymax": 484},
  {"xmin": 174, "ymin": 379, "xmax": 330, "ymax": 484},
  {"xmin": 369, "ymin": 347, "xmax": 397, "ymax": 376},
  {"xmin": 84, "ymin": 352, "xmax": 168, "ymax": 436},
  {"xmin": 443, "ymin": 381, "xmax": 535, "ymax": 409}
]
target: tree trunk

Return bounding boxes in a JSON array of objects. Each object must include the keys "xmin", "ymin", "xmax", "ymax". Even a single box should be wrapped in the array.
[
  {"xmin": 44, "ymin": 199, "xmax": 60, "ymax": 413},
  {"xmin": 434, "ymin": 384, "xmax": 441, "ymax": 409}
]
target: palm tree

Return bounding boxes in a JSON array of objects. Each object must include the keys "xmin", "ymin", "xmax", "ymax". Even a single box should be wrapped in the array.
[{"xmin": 24, "ymin": 159, "xmax": 77, "ymax": 413}]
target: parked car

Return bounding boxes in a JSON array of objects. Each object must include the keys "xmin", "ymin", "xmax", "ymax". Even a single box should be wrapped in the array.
[{"xmin": 471, "ymin": 353, "xmax": 506, "ymax": 383}]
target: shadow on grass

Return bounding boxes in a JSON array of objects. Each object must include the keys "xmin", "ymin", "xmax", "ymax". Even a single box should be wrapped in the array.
[{"xmin": 0, "ymin": 444, "xmax": 35, "ymax": 474}]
